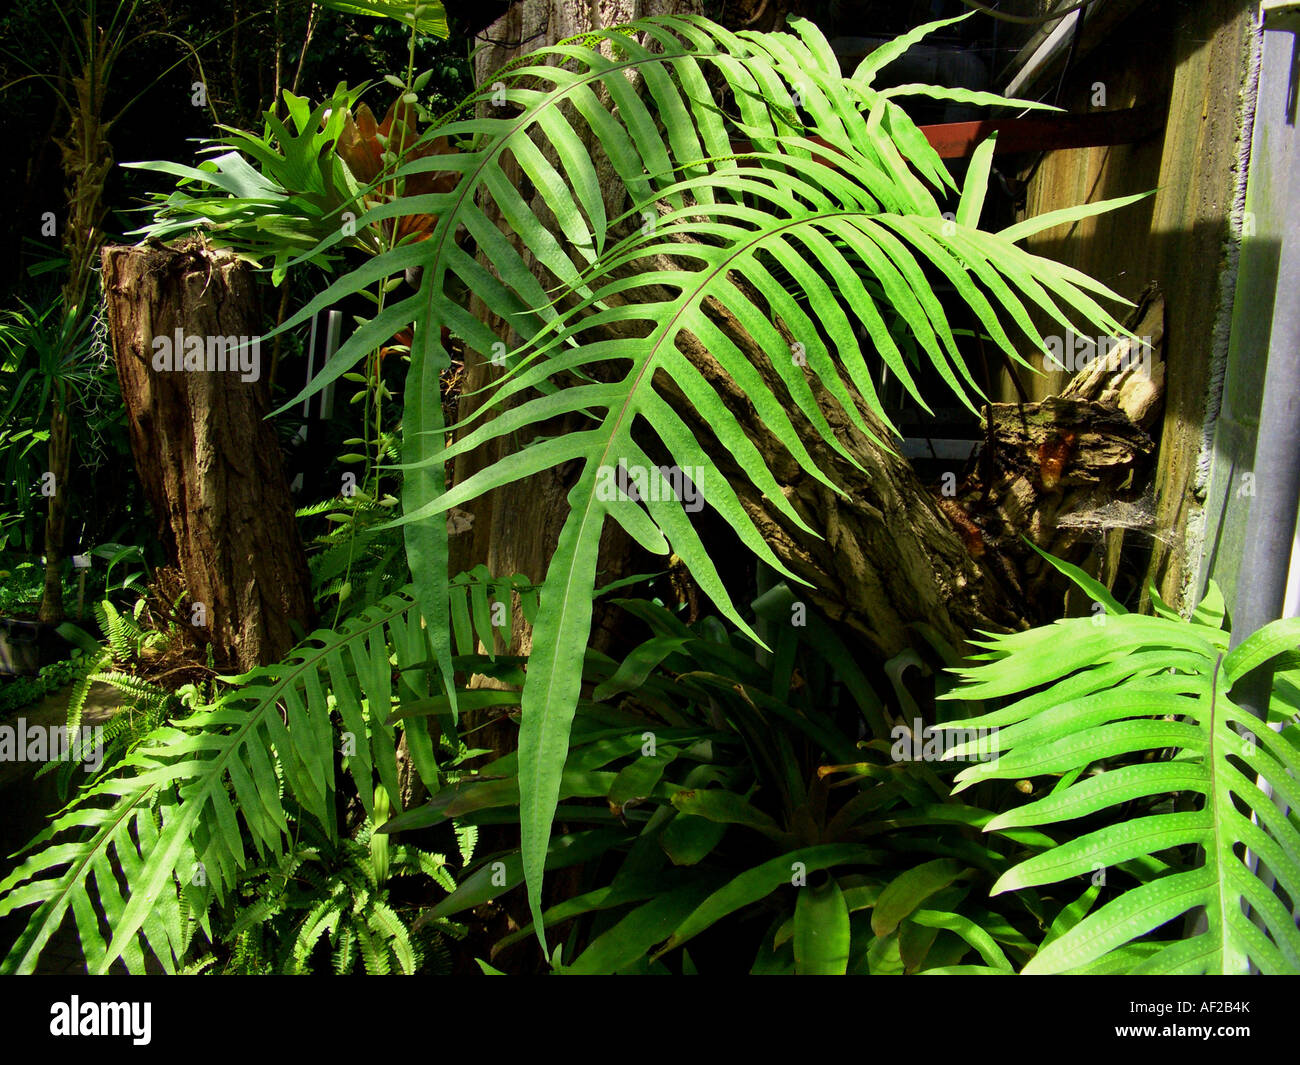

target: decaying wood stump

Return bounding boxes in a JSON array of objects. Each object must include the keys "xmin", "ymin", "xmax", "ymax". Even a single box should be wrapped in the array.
[
  {"xmin": 660, "ymin": 285, "xmax": 1167, "ymax": 654},
  {"xmin": 100, "ymin": 240, "xmax": 313, "ymax": 671},
  {"xmin": 944, "ymin": 287, "xmax": 1168, "ymax": 617}
]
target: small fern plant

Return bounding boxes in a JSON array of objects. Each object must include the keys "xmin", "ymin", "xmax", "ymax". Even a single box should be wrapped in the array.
[
  {"xmin": 297, "ymin": 488, "xmax": 407, "ymax": 617},
  {"xmin": 38, "ymin": 598, "xmax": 203, "ymax": 799},
  {"xmin": 938, "ymin": 557, "xmax": 1300, "ymax": 974},
  {"xmin": 214, "ymin": 788, "xmax": 468, "ymax": 975},
  {"xmin": 60, "ymin": 599, "xmax": 189, "ymax": 732}
]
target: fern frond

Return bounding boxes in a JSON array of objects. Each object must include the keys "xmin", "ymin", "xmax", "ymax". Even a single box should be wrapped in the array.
[
  {"xmin": 89, "ymin": 671, "xmax": 171, "ymax": 709},
  {"xmin": 0, "ymin": 588, "xmax": 427, "ymax": 973},
  {"xmin": 263, "ymin": 14, "xmax": 1136, "ymax": 946},
  {"xmin": 368, "ymin": 899, "xmax": 418, "ymax": 974},
  {"xmin": 293, "ymin": 896, "xmax": 344, "ymax": 974},
  {"xmin": 96, "ymin": 600, "xmax": 140, "ymax": 661},
  {"xmin": 332, "ymin": 925, "xmax": 357, "ymax": 974},
  {"xmin": 940, "ymin": 598, "xmax": 1300, "ymax": 974},
  {"xmin": 355, "ymin": 920, "xmax": 389, "ymax": 975},
  {"xmin": 0, "ymin": 568, "xmax": 534, "ymax": 975},
  {"xmin": 63, "ymin": 658, "xmax": 106, "ymax": 736},
  {"xmin": 396, "ymin": 846, "xmax": 456, "ymax": 894},
  {"xmin": 455, "ymin": 822, "xmax": 477, "ymax": 865}
]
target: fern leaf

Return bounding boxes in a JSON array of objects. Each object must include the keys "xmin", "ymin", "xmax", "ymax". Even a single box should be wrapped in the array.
[
  {"xmin": 941, "ymin": 608, "xmax": 1300, "ymax": 974},
  {"xmin": 0, "ymin": 589, "xmax": 420, "ymax": 973},
  {"xmin": 256, "ymin": 15, "xmax": 1139, "ymax": 952}
]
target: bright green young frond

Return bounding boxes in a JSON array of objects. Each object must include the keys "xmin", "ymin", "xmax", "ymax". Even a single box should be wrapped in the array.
[{"xmin": 939, "ymin": 593, "xmax": 1300, "ymax": 974}]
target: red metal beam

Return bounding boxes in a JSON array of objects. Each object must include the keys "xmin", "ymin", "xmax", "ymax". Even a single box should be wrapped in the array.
[
  {"xmin": 917, "ymin": 107, "xmax": 1163, "ymax": 159},
  {"xmin": 728, "ymin": 108, "xmax": 1162, "ymax": 166}
]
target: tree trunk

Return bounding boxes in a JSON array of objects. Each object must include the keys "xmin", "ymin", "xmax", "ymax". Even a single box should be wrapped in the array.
[
  {"xmin": 449, "ymin": 0, "xmax": 703, "ymax": 625},
  {"xmin": 36, "ymin": 404, "xmax": 72, "ymax": 625},
  {"xmin": 38, "ymin": 30, "xmax": 115, "ymax": 625},
  {"xmin": 100, "ymin": 241, "xmax": 314, "ymax": 671},
  {"xmin": 620, "ymin": 276, "xmax": 1164, "ymax": 655}
]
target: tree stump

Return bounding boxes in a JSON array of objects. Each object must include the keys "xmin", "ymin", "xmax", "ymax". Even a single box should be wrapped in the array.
[{"xmin": 100, "ymin": 240, "xmax": 313, "ymax": 671}]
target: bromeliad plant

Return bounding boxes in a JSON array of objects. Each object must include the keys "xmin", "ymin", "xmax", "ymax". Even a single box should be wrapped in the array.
[
  {"xmin": 126, "ymin": 83, "xmax": 377, "ymax": 284},
  {"xmin": 265, "ymin": 11, "xmax": 1149, "ymax": 944},
  {"xmin": 125, "ymin": 0, "xmax": 454, "ymax": 279},
  {"xmin": 385, "ymin": 589, "xmax": 1063, "ymax": 974},
  {"xmin": 938, "ymin": 556, "xmax": 1300, "ymax": 974}
]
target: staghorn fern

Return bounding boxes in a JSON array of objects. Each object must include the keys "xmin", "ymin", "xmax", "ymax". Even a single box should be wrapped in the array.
[
  {"xmin": 203, "ymin": 13, "xmax": 1147, "ymax": 947},
  {"xmin": 938, "ymin": 557, "xmax": 1300, "ymax": 974},
  {"xmin": 0, "ymin": 572, "xmax": 536, "ymax": 975}
]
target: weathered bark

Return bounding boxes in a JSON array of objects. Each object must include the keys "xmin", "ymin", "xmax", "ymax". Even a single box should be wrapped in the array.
[
  {"xmin": 960, "ymin": 289, "xmax": 1167, "ymax": 616},
  {"xmin": 653, "ymin": 287, "xmax": 1166, "ymax": 653},
  {"xmin": 450, "ymin": 0, "xmax": 703, "ymax": 633},
  {"xmin": 100, "ymin": 241, "xmax": 314, "ymax": 671}
]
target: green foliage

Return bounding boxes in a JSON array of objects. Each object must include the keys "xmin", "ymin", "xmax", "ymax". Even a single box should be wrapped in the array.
[
  {"xmin": 389, "ymin": 591, "xmax": 1055, "ymax": 974},
  {"xmin": 0, "ymin": 570, "xmax": 536, "ymax": 974},
  {"xmin": 11, "ymin": 9, "xmax": 1200, "ymax": 978},
  {"xmin": 269, "ymin": 11, "xmax": 1145, "ymax": 947},
  {"xmin": 939, "ymin": 569, "xmax": 1300, "ymax": 974},
  {"xmin": 212, "ymin": 794, "xmax": 465, "ymax": 975},
  {"xmin": 299, "ymin": 489, "xmax": 407, "ymax": 613},
  {"xmin": 0, "ymin": 296, "xmax": 116, "ymax": 553},
  {"xmin": 0, "ymin": 297, "xmax": 99, "ymax": 426},
  {"xmin": 316, "ymin": 0, "xmax": 449, "ymax": 39},
  {"xmin": 0, "ymin": 587, "xmax": 425, "ymax": 972},
  {"xmin": 0, "ymin": 648, "xmax": 92, "ymax": 716},
  {"xmin": 45, "ymin": 599, "xmax": 201, "ymax": 789},
  {"xmin": 0, "ymin": 561, "xmax": 46, "ymax": 616},
  {"xmin": 125, "ymin": 84, "xmax": 372, "ymax": 285}
]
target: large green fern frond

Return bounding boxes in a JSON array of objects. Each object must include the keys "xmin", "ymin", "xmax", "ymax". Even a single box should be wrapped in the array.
[
  {"xmin": 938, "ymin": 592, "xmax": 1300, "ymax": 974},
  {"xmin": 0, "ymin": 572, "xmax": 532, "ymax": 975},
  {"xmin": 262, "ymin": 13, "xmax": 1144, "ymax": 949}
]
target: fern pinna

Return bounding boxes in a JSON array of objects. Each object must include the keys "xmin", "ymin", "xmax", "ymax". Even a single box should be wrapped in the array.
[
  {"xmin": 0, "ymin": 573, "xmax": 536, "ymax": 974},
  {"xmin": 251, "ymin": 11, "xmax": 1149, "ymax": 950},
  {"xmin": 938, "ymin": 566, "xmax": 1300, "ymax": 975}
]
